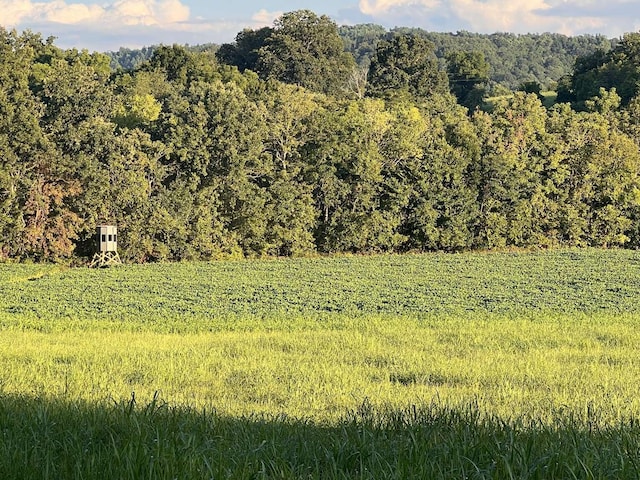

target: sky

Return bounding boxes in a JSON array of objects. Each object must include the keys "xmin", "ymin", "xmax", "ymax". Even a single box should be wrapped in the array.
[{"xmin": 2, "ymin": 0, "xmax": 640, "ymax": 52}]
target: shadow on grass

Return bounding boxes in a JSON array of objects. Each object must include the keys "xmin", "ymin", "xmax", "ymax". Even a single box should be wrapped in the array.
[{"xmin": 1, "ymin": 393, "xmax": 639, "ymax": 479}]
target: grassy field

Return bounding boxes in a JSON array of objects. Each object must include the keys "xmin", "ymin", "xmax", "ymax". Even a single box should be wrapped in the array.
[{"xmin": 1, "ymin": 249, "xmax": 640, "ymax": 478}]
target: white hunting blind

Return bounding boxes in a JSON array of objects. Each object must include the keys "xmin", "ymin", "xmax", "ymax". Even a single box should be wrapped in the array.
[{"xmin": 89, "ymin": 225, "xmax": 122, "ymax": 267}]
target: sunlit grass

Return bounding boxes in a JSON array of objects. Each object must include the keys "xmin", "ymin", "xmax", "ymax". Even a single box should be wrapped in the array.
[{"xmin": 2, "ymin": 314, "xmax": 640, "ymax": 424}]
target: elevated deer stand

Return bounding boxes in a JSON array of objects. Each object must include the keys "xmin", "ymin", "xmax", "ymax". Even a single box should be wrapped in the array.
[{"xmin": 89, "ymin": 225, "xmax": 122, "ymax": 268}]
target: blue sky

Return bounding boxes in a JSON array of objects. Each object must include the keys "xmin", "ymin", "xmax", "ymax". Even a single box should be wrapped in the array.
[{"xmin": 2, "ymin": 0, "xmax": 640, "ymax": 51}]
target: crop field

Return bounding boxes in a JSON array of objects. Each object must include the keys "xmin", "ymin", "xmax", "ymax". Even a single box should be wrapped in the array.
[{"xmin": 2, "ymin": 249, "xmax": 640, "ymax": 478}]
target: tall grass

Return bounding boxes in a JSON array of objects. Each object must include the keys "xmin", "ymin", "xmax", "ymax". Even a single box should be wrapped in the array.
[
  {"xmin": 2, "ymin": 315, "xmax": 640, "ymax": 423},
  {"xmin": 2, "ymin": 393, "xmax": 640, "ymax": 479}
]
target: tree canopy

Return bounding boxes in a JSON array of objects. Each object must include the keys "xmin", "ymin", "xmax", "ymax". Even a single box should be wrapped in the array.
[
  {"xmin": 565, "ymin": 33, "xmax": 640, "ymax": 107},
  {"xmin": 217, "ymin": 10, "xmax": 355, "ymax": 96},
  {"xmin": 2, "ymin": 18, "xmax": 640, "ymax": 263},
  {"xmin": 366, "ymin": 34, "xmax": 449, "ymax": 100}
]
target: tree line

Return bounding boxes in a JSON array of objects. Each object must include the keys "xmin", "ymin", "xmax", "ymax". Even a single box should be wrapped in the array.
[
  {"xmin": 1, "ymin": 11, "xmax": 640, "ymax": 262},
  {"xmin": 108, "ymin": 22, "xmax": 613, "ymax": 94}
]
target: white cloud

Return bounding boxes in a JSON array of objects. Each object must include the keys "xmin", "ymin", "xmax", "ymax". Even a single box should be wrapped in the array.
[
  {"xmin": 110, "ymin": 0, "xmax": 155, "ymax": 25},
  {"xmin": 450, "ymin": 0, "xmax": 552, "ymax": 33},
  {"xmin": 0, "ymin": 0, "xmax": 190, "ymax": 27},
  {"xmin": 0, "ymin": 0, "xmax": 36, "ymax": 25},
  {"xmin": 43, "ymin": 2, "xmax": 104, "ymax": 24},
  {"xmin": 0, "ymin": 0, "xmax": 275, "ymax": 50},
  {"xmin": 156, "ymin": 0, "xmax": 189, "ymax": 23},
  {"xmin": 355, "ymin": 0, "xmax": 640, "ymax": 36},
  {"xmin": 4, "ymin": 0, "xmax": 639, "ymax": 52},
  {"xmin": 359, "ymin": 0, "xmax": 439, "ymax": 16},
  {"xmin": 251, "ymin": 8, "xmax": 281, "ymax": 27},
  {"xmin": 104, "ymin": 0, "xmax": 190, "ymax": 26},
  {"xmin": 0, "ymin": 0, "xmax": 213, "ymax": 49}
]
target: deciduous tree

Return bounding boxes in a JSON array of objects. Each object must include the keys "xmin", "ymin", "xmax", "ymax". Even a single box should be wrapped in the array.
[{"xmin": 256, "ymin": 10, "xmax": 356, "ymax": 96}]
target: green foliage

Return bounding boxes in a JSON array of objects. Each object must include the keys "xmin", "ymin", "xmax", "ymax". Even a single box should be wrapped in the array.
[
  {"xmin": 0, "ymin": 29, "xmax": 85, "ymax": 261},
  {"xmin": 546, "ymin": 96, "xmax": 640, "ymax": 247},
  {"xmin": 217, "ymin": 10, "xmax": 355, "ymax": 97},
  {"xmin": 339, "ymin": 26, "xmax": 613, "ymax": 91},
  {"xmin": 306, "ymin": 98, "xmax": 405, "ymax": 252},
  {"xmin": 142, "ymin": 44, "xmax": 219, "ymax": 86},
  {"xmin": 446, "ymin": 50, "xmax": 490, "ymax": 110},
  {"xmin": 256, "ymin": 10, "xmax": 356, "ymax": 96},
  {"xmin": 1, "ymin": 20, "xmax": 640, "ymax": 262},
  {"xmin": 474, "ymin": 92, "xmax": 558, "ymax": 247},
  {"xmin": 366, "ymin": 33, "xmax": 449, "ymax": 100},
  {"xmin": 216, "ymin": 27, "xmax": 272, "ymax": 73},
  {"xmin": 113, "ymin": 93, "xmax": 162, "ymax": 128},
  {"xmin": 338, "ymin": 23, "xmax": 388, "ymax": 67},
  {"xmin": 112, "ymin": 27, "xmax": 613, "ymax": 95},
  {"xmin": 2, "ymin": 249, "xmax": 639, "ymax": 327},
  {"xmin": 425, "ymin": 30, "xmax": 613, "ymax": 91},
  {"xmin": 3, "ymin": 395, "xmax": 640, "ymax": 479},
  {"xmin": 398, "ymin": 96, "xmax": 480, "ymax": 250},
  {"xmin": 569, "ymin": 33, "xmax": 640, "ymax": 107},
  {"xmin": 107, "ymin": 46, "xmax": 156, "ymax": 70}
]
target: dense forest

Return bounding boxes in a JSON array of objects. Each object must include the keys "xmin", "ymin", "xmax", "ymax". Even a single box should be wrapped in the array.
[
  {"xmin": 2, "ymin": 10, "xmax": 640, "ymax": 262},
  {"xmin": 339, "ymin": 26, "xmax": 615, "ymax": 91},
  {"xmin": 108, "ymin": 25, "xmax": 613, "ymax": 93}
]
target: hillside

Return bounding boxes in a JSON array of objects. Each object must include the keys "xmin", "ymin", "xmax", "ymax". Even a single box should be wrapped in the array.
[{"xmin": 106, "ymin": 27, "xmax": 614, "ymax": 92}]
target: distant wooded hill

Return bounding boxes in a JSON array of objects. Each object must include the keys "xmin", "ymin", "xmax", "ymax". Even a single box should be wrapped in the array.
[{"xmin": 106, "ymin": 27, "xmax": 615, "ymax": 92}]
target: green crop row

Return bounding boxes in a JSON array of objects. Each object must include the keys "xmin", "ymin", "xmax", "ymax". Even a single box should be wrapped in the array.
[{"xmin": 1, "ymin": 248, "xmax": 639, "ymax": 332}]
